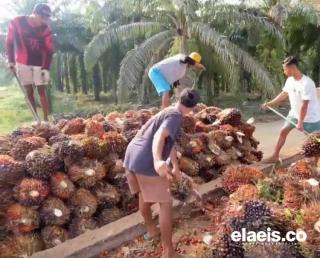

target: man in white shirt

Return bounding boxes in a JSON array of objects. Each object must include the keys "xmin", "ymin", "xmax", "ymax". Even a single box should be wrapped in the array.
[{"xmin": 262, "ymin": 56, "xmax": 320, "ymax": 163}]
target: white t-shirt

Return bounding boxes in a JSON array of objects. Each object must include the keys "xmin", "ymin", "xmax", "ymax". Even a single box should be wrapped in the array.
[
  {"xmin": 283, "ymin": 75, "xmax": 320, "ymax": 122},
  {"xmin": 153, "ymin": 54, "xmax": 188, "ymax": 85}
]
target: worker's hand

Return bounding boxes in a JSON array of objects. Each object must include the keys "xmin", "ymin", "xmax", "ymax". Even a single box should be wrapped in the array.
[
  {"xmin": 8, "ymin": 62, "xmax": 16, "ymax": 73},
  {"xmin": 296, "ymin": 121, "xmax": 304, "ymax": 132},
  {"xmin": 261, "ymin": 102, "xmax": 271, "ymax": 110},
  {"xmin": 155, "ymin": 160, "xmax": 172, "ymax": 180},
  {"xmin": 172, "ymin": 166, "xmax": 182, "ymax": 181},
  {"xmin": 41, "ymin": 69, "xmax": 50, "ymax": 83}
]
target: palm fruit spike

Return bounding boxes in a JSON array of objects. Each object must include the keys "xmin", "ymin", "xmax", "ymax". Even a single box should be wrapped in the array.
[
  {"xmin": 26, "ymin": 147, "xmax": 63, "ymax": 180},
  {"xmin": 53, "ymin": 140, "xmax": 84, "ymax": 166},
  {"xmin": 0, "ymin": 233, "xmax": 44, "ymax": 257},
  {"xmin": 85, "ymin": 119, "xmax": 105, "ymax": 138},
  {"xmin": 222, "ymin": 165, "xmax": 265, "ymax": 193},
  {"xmin": 229, "ymin": 184, "xmax": 259, "ymax": 204},
  {"xmin": 302, "ymin": 133, "xmax": 320, "ymax": 157},
  {"xmin": 41, "ymin": 225, "xmax": 69, "ymax": 249},
  {"xmin": 283, "ymin": 182, "xmax": 303, "ymax": 209},
  {"xmin": 6, "ymin": 203, "xmax": 40, "ymax": 234},
  {"xmin": 0, "ymin": 135, "xmax": 12, "ymax": 155},
  {"xmin": 182, "ymin": 114, "xmax": 197, "ymax": 134},
  {"xmin": 32, "ymin": 122, "xmax": 60, "ymax": 141},
  {"xmin": 0, "ymin": 155, "xmax": 25, "ymax": 185},
  {"xmin": 81, "ymin": 136, "xmax": 101, "ymax": 159},
  {"xmin": 10, "ymin": 136, "xmax": 46, "ymax": 161},
  {"xmin": 50, "ymin": 172, "xmax": 75, "ymax": 200},
  {"xmin": 97, "ymin": 207, "xmax": 124, "ymax": 227},
  {"xmin": 178, "ymin": 156, "xmax": 200, "ymax": 177},
  {"xmin": 288, "ymin": 159, "xmax": 314, "ymax": 179},
  {"xmin": 301, "ymin": 202, "xmax": 320, "ymax": 229},
  {"xmin": 217, "ymin": 108, "xmax": 242, "ymax": 126},
  {"xmin": 61, "ymin": 118, "xmax": 85, "ymax": 135},
  {"xmin": 68, "ymin": 158, "xmax": 106, "ymax": 188},
  {"xmin": 101, "ymin": 131, "xmax": 128, "ymax": 157},
  {"xmin": 14, "ymin": 178, "xmax": 49, "ymax": 207},
  {"xmin": 40, "ymin": 197, "xmax": 70, "ymax": 226},
  {"xmin": 93, "ymin": 182, "xmax": 121, "ymax": 208},
  {"xmin": 68, "ymin": 217, "xmax": 97, "ymax": 238},
  {"xmin": 48, "ymin": 133, "xmax": 71, "ymax": 145},
  {"xmin": 211, "ymin": 224, "xmax": 244, "ymax": 258},
  {"xmin": 70, "ymin": 188, "xmax": 98, "ymax": 218}
]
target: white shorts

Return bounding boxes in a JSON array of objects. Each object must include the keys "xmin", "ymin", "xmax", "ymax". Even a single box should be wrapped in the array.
[{"xmin": 16, "ymin": 63, "xmax": 50, "ymax": 86}]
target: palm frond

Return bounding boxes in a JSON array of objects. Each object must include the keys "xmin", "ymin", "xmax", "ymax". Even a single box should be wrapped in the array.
[
  {"xmin": 209, "ymin": 5, "xmax": 284, "ymax": 44},
  {"xmin": 84, "ymin": 22, "xmax": 162, "ymax": 71},
  {"xmin": 117, "ymin": 30, "xmax": 175, "ymax": 102},
  {"xmin": 193, "ymin": 23, "xmax": 277, "ymax": 96}
]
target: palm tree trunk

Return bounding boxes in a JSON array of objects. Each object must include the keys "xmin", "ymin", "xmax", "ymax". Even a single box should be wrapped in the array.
[
  {"xmin": 69, "ymin": 55, "xmax": 78, "ymax": 94},
  {"xmin": 63, "ymin": 54, "xmax": 70, "ymax": 94},
  {"xmin": 93, "ymin": 63, "xmax": 102, "ymax": 101},
  {"xmin": 112, "ymin": 75, "xmax": 118, "ymax": 104},
  {"xmin": 79, "ymin": 53, "xmax": 88, "ymax": 95},
  {"xmin": 56, "ymin": 52, "xmax": 63, "ymax": 92},
  {"xmin": 180, "ymin": 35, "xmax": 188, "ymax": 54}
]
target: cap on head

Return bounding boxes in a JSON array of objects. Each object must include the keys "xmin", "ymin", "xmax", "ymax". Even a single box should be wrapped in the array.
[
  {"xmin": 188, "ymin": 52, "xmax": 202, "ymax": 64},
  {"xmin": 33, "ymin": 3, "xmax": 52, "ymax": 17},
  {"xmin": 283, "ymin": 56, "xmax": 298, "ymax": 66},
  {"xmin": 179, "ymin": 88, "xmax": 200, "ymax": 108}
]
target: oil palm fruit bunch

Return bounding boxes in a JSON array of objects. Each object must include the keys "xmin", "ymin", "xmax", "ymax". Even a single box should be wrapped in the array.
[
  {"xmin": 68, "ymin": 217, "xmax": 97, "ymax": 237},
  {"xmin": 6, "ymin": 203, "xmax": 40, "ymax": 233},
  {"xmin": 178, "ymin": 156, "xmax": 200, "ymax": 177},
  {"xmin": 283, "ymin": 181, "xmax": 303, "ymax": 209},
  {"xmin": 217, "ymin": 108, "xmax": 242, "ymax": 126},
  {"xmin": 0, "ymin": 155, "xmax": 25, "ymax": 184},
  {"xmin": 10, "ymin": 136, "xmax": 46, "ymax": 161},
  {"xmin": 14, "ymin": 178, "xmax": 49, "ymax": 206},
  {"xmin": 193, "ymin": 103, "xmax": 207, "ymax": 114},
  {"xmin": 288, "ymin": 159, "xmax": 314, "ymax": 179},
  {"xmin": 32, "ymin": 122, "xmax": 60, "ymax": 141},
  {"xmin": 182, "ymin": 115, "xmax": 197, "ymax": 133},
  {"xmin": 85, "ymin": 119, "xmax": 105, "ymax": 138},
  {"xmin": 41, "ymin": 225, "xmax": 69, "ymax": 248},
  {"xmin": 81, "ymin": 136, "xmax": 102, "ymax": 159},
  {"xmin": 10, "ymin": 127, "xmax": 34, "ymax": 143},
  {"xmin": 122, "ymin": 118, "xmax": 141, "ymax": 133},
  {"xmin": 70, "ymin": 188, "xmax": 98, "ymax": 218},
  {"xmin": 194, "ymin": 106, "xmax": 220, "ymax": 124},
  {"xmin": 302, "ymin": 133, "xmax": 320, "ymax": 157},
  {"xmin": 53, "ymin": 140, "xmax": 84, "ymax": 166},
  {"xmin": 55, "ymin": 119, "xmax": 68, "ymax": 130},
  {"xmin": 40, "ymin": 197, "xmax": 70, "ymax": 226},
  {"xmin": 0, "ymin": 135, "xmax": 12, "ymax": 155},
  {"xmin": 208, "ymin": 130, "xmax": 233, "ymax": 150},
  {"xmin": 61, "ymin": 118, "xmax": 85, "ymax": 135},
  {"xmin": 170, "ymin": 176, "xmax": 195, "ymax": 202},
  {"xmin": 50, "ymin": 172, "xmax": 75, "ymax": 200},
  {"xmin": 0, "ymin": 233, "xmax": 44, "ymax": 257},
  {"xmin": 195, "ymin": 153, "xmax": 216, "ymax": 171},
  {"xmin": 101, "ymin": 131, "xmax": 128, "ymax": 157},
  {"xmin": 119, "ymin": 190, "xmax": 139, "ymax": 215},
  {"xmin": 222, "ymin": 165, "xmax": 265, "ymax": 193},
  {"xmin": 97, "ymin": 207, "xmax": 124, "ymax": 227},
  {"xmin": 211, "ymin": 224, "xmax": 244, "ymax": 258},
  {"xmin": 48, "ymin": 133, "xmax": 71, "ymax": 145},
  {"xmin": 26, "ymin": 147, "xmax": 63, "ymax": 180},
  {"xmin": 92, "ymin": 182, "xmax": 121, "ymax": 208},
  {"xmin": 68, "ymin": 158, "xmax": 106, "ymax": 188},
  {"xmin": 229, "ymin": 184, "xmax": 259, "ymax": 204},
  {"xmin": 0, "ymin": 185, "xmax": 15, "ymax": 210},
  {"xmin": 91, "ymin": 113, "xmax": 105, "ymax": 122},
  {"xmin": 137, "ymin": 109, "xmax": 152, "ymax": 125},
  {"xmin": 301, "ymin": 202, "xmax": 320, "ymax": 247}
]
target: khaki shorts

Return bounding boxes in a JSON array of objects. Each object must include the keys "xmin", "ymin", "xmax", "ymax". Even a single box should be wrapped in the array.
[
  {"xmin": 16, "ymin": 63, "xmax": 49, "ymax": 86},
  {"xmin": 126, "ymin": 170, "xmax": 172, "ymax": 203}
]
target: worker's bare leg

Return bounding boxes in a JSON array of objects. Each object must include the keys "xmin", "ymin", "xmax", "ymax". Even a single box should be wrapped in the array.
[
  {"xmin": 266, "ymin": 127, "xmax": 293, "ymax": 162},
  {"xmin": 37, "ymin": 85, "xmax": 49, "ymax": 121},
  {"xmin": 24, "ymin": 84, "xmax": 37, "ymax": 113},
  {"xmin": 138, "ymin": 193, "xmax": 159, "ymax": 237},
  {"xmin": 161, "ymin": 91, "xmax": 171, "ymax": 109},
  {"xmin": 159, "ymin": 201, "xmax": 182, "ymax": 258}
]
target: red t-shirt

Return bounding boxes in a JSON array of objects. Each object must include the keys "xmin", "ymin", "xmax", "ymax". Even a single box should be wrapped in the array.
[{"xmin": 6, "ymin": 16, "xmax": 54, "ymax": 69}]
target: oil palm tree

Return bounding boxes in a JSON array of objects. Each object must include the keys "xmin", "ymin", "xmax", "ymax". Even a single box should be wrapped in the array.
[{"xmin": 84, "ymin": 0, "xmax": 283, "ymax": 103}]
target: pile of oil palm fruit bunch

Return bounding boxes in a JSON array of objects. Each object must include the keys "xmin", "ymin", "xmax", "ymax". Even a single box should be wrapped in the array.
[
  {"xmin": 0, "ymin": 103, "xmax": 262, "ymax": 256},
  {"xmin": 202, "ymin": 158, "xmax": 320, "ymax": 258}
]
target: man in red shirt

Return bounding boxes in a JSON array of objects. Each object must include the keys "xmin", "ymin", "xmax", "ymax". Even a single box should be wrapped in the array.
[{"xmin": 6, "ymin": 3, "xmax": 54, "ymax": 121}]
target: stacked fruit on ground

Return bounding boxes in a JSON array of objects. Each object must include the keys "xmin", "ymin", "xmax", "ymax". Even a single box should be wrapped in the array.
[{"xmin": 0, "ymin": 104, "xmax": 262, "ymax": 256}]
